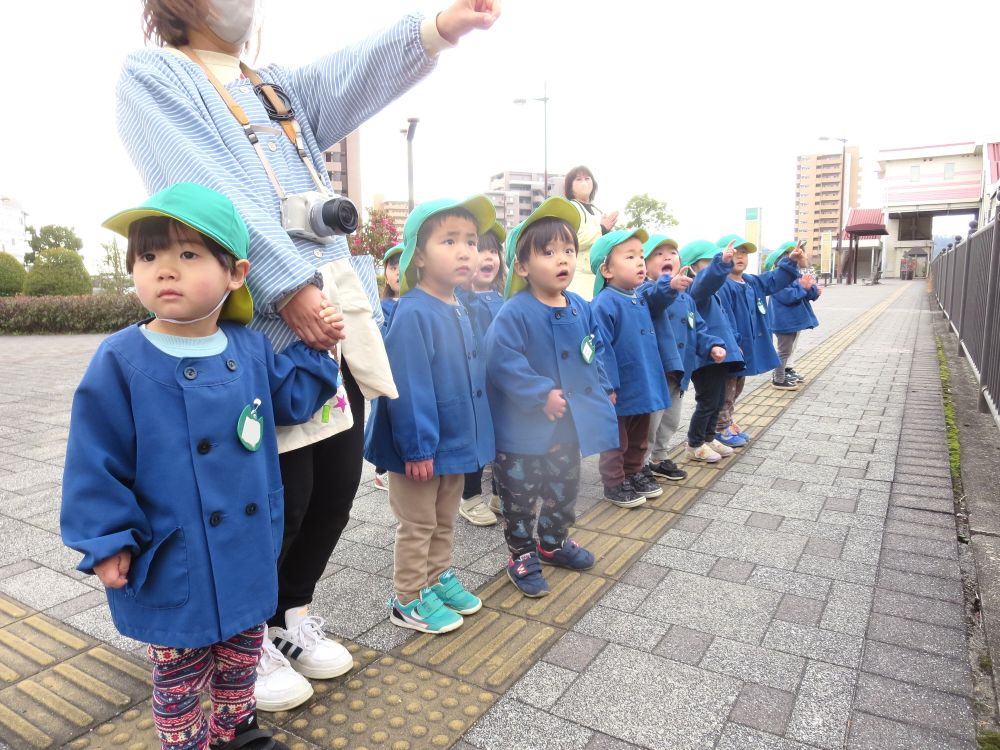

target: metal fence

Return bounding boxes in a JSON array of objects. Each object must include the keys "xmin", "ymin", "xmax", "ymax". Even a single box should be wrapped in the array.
[{"xmin": 929, "ymin": 214, "xmax": 1000, "ymax": 430}]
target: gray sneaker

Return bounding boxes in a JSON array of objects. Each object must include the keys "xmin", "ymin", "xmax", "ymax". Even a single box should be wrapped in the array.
[
  {"xmin": 629, "ymin": 471, "xmax": 663, "ymax": 498},
  {"xmin": 603, "ymin": 479, "xmax": 646, "ymax": 508}
]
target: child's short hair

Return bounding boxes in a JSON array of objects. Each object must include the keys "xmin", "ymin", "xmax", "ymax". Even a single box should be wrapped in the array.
[
  {"xmin": 142, "ymin": 0, "xmax": 207, "ymax": 47},
  {"xmin": 564, "ymin": 166, "xmax": 598, "ymax": 202},
  {"xmin": 126, "ymin": 216, "xmax": 236, "ymax": 274},
  {"xmin": 415, "ymin": 207, "xmax": 478, "ymax": 252},
  {"xmin": 382, "ymin": 253, "xmax": 400, "ymax": 299},
  {"xmin": 478, "ymin": 230, "xmax": 506, "ymax": 292},
  {"xmin": 516, "ymin": 217, "xmax": 578, "ymax": 266}
]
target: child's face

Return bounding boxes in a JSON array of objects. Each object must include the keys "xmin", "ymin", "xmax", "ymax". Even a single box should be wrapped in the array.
[
  {"xmin": 732, "ymin": 248, "xmax": 749, "ymax": 274},
  {"xmin": 384, "ymin": 258, "xmax": 400, "ymax": 293},
  {"xmin": 475, "ymin": 247, "xmax": 501, "ymax": 289},
  {"xmin": 414, "ymin": 215, "xmax": 478, "ymax": 293},
  {"xmin": 132, "ymin": 225, "xmax": 247, "ymax": 335},
  {"xmin": 691, "ymin": 258, "xmax": 712, "ymax": 274},
  {"xmin": 515, "ymin": 236, "xmax": 577, "ymax": 300},
  {"xmin": 644, "ymin": 246, "xmax": 680, "ymax": 281},
  {"xmin": 600, "ymin": 237, "xmax": 646, "ymax": 290}
]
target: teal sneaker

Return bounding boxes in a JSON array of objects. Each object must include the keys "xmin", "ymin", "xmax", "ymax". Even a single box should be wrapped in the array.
[
  {"xmin": 431, "ymin": 569, "xmax": 482, "ymax": 615},
  {"xmin": 388, "ymin": 588, "xmax": 463, "ymax": 634}
]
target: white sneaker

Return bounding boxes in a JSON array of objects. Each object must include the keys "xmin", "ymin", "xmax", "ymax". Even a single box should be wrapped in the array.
[
  {"xmin": 489, "ymin": 494, "xmax": 502, "ymax": 514},
  {"xmin": 709, "ymin": 439, "xmax": 735, "ymax": 457},
  {"xmin": 268, "ymin": 606, "xmax": 355, "ymax": 680},
  {"xmin": 459, "ymin": 495, "xmax": 498, "ymax": 526},
  {"xmin": 256, "ymin": 638, "xmax": 313, "ymax": 712},
  {"xmin": 374, "ymin": 472, "xmax": 389, "ymax": 492},
  {"xmin": 685, "ymin": 444, "xmax": 721, "ymax": 463}
]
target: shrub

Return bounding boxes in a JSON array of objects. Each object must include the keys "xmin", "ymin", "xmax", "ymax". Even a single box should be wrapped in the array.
[
  {"xmin": 23, "ymin": 248, "xmax": 92, "ymax": 296},
  {"xmin": 0, "ymin": 294, "xmax": 148, "ymax": 334},
  {"xmin": 0, "ymin": 252, "xmax": 26, "ymax": 296}
]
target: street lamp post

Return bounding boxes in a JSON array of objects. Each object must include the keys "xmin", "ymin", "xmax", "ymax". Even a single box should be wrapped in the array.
[
  {"xmin": 401, "ymin": 118, "xmax": 419, "ymax": 211},
  {"xmin": 514, "ymin": 81, "xmax": 550, "ymax": 199},
  {"xmin": 820, "ymin": 136, "xmax": 848, "ymax": 283}
]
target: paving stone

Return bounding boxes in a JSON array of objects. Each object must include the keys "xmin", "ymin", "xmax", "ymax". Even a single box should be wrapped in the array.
[
  {"xmin": 620, "ymin": 561, "xmax": 669, "ymax": 589},
  {"xmin": 672, "ymin": 515, "xmax": 712, "ymax": 534},
  {"xmin": 573, "ymin": 605, "xmax": 669, "ymax": 652},
  {"xmin": 820, "ymin": 581, "xmax": 873, "ymax": 636},
  {"xmin": 871, "ymin": 588, "xmax": 965, "ymax": 631},
  {"xmin": 689, "ymin": 521, "xmax": 807, "ymax": 571},
  {"xmin": 823, "ymin": 496, "xmax": 857, "ymax": 513},
  {"xmin": 862, "ymin": 641, "xmax": 972, "ymax": 697},
  {"xmin": 655, "ymin": 528, "xmax": 700, "ymax": 550},
  {"xmin": 882, "ymin": 532, "xmax": 957, "ymax": 560},
  {"xmin": 775, "ymin": 594, "xmax": 825, "ymax": 626},
  {"xmin": 552, "ymin": 644, "xmax": 739, "ymax": 750},
  {"xmin": 0, "ymin": 566, "xmax": 95, "ymax": 611},
  {"xmin": 645, "ymin": 570, "xmax": 781, "ymax": 645},
  {"xmin": 890, "ymin": 494, "xmax": 954, "ymax": 514},
  {"xmin": 654, "ymin": 625, "xmax": 714, "ymax": 666},
  {"xmin": 641, "ymin": 545, "xmax": 717, "ymax": 574},
  {"xmin": 885, "ymin": 518, "xmax": 956, "ymax": 543},
  {"xmin": 880, "ymin": 549, "xmax": 961, "ymax": 580},
  {"xmin": 727, "ymin": 487, "xmax": 823, "ymax": 521},
  {"xmin": 543, "ymin": 631, "xmax": 608, "ymax": 673},
  {"xmin": 786, "ymin": 660, "xmax": 856, "ymax": 749},
  {"xmin": 771, "ymin": 479, "xmax": 804, "ymax": 492},
  {"xmin": 685, "ymin": 504, "xmax": 753, "ymax": 525},
  {"xmin": 467, "ymin": 696, "xmax": 592, "ymax": 750},
  {"xmin": 598, "ymin": 581, "xmax": 650, "ymax": 613},
  {"xmin": 853, "ymin": 673, "xmax": 974, "ymax": 739},
  {"xmin": 876, "ymin": 567, "xmax": 963, "ymax": 604},
  {"xmin": 755, "ymin": 459, "xmax": 839, "ymax": 484},
  {"xmin": 840, "ymin": 528, "xmax": 883, "ymax": 566},
  {"xmin": 583, "ymin": 733, "xmax": 644, "ymax": 750},
  {"xmin": 351, "ymin": 619, "xmax": 413, "ymax": 652},
  {"xmin": 746, "ymin": 512, "xmax": 783, "ymax": 530},
  {"xmin": 846, "ymin": 711, "xmax": 977, "ymax": 750},
  {"xmin": 746, "ymin": 566, "xmax": 831, "ymax": 600},
  {"xmin": 763, "ymin": 620, "xmax": 863, "ymax": 668},
  {"xmin": 309, "ymin": 568, "xmax": 393, "ymax": 639},
  {"xmin": 818, "ymin": 510, "xmax": 885, "ymax": 531},
  {"xmin": 709, "ymin": 558, "xmax": 754, "ymax": 584},
  {"xmin": 797, "ymin": 553, "xmax": 876, "ymax": 585},
  {"xmin": 0, "ymin": 516, "xmax": 61, "ymax": 567},
  {"xmin": 868, "ymin": 613, "xmax": 967, "ymax": 659},
  {"xmin": 804, "ymin": 537, "xmax": 842, "ymax": 558},
  {"xmin": 887, "ymin": 506, "xmax": 955, "ymax": 528},
  {"xmin": 511, "ymin": 661, "xmax": 580, "ymax": 711},
  {"xmin": 779, "ymin": 518, "xmax": 849, "ymax": 542},
  {"xmin": 64, "ymin": 604, "xmax": 143, "ymax": 652},
  {"xmin": 700, "ymin": 637, "xmax": 805, "ymax": 691}
]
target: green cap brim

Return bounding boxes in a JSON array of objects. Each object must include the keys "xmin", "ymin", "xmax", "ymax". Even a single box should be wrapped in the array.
[
  {"xmin": 717, "ymin": 233, "xmax": 757, "ymax": 254},
  {"xmin": 764, "ymin": 242, "xmax": 797, "ymax": 271},
  {"xmin": 504, "ymin": 197, "xmax": 582, "ymax": 299},
  {"xmin": 590, "ymin": 228, "xmax": 650, "ymax": 296},
  {"xmin": 383, "ymin": 243, "xmax": 403, "ymax": 264},
  {"xmin": 679, "ymin": 240, "xmax": 720, "ymax": 268},
  {"xmin": 641, "ymin": 234, "xmax": 679, "ymax": 259}
]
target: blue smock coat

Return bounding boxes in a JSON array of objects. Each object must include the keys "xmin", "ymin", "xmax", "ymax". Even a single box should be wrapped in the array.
[
  {"xmin": 364, "ymin": 288, "xmax": 495, "ymax": 476},
  {"xmin": 60, "ymin": 323, "xmax": 340, "ymax": 648},
  {"xmin": 638, "ymin": 276, "xmax": 685, "ymax": 382},
  {"xmin": 688, "ymin": 254, "xmax": 745, "ymax": 372},
  {"xmin": 663, "ymin": 292, "xmax": 726, "ymax": 391},
  {"xmin": 456, "ymin": 288, "xmax": 504, "ymax": 346},
  {"xmin": 485, "ymin": 291, "xmax": 619, "ymax": 457},
  {"xmin": 718, "ymin": 258, "xmax": 800, "ymax": 376},
  {"xmin": 767, "ymin": 282, "xmax": 820, "ymax": 334},
  {"xmin": 380, "ymin": 298, "xmax": 398, "ymax": 336},
  {"xmin": 591, "ymin": 286, "xmax": 671, "ymax": 417}
]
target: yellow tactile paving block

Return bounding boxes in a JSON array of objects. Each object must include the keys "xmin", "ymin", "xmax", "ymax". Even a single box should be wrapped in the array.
[
  {"xmin": 395, "ymin": 608, "xmax": 559, "ymax": 692},
  {"xmin": 0, "ymin": 614, "xmax": 93, "ymax": 689},
  {"xmin": 555, "ymin": 529, "xmax": 649, "ymax": 579},
  {"xmin": 645, "ymin": 486, "xmax": 701, "ymax": 514},
  {"xmin": 475, "ymin": 570, "xmax": 609, "ymax": 631},
  {"xmin": 0, "ymin": 596, "xmax": 32, "ymax": 630},
  {"xmin": 0, "ymin": 646, "xmax": 150, "ymax": 749},
  {"xmin": 672, "ymin": 462, "xmax": 726, "ymax": 489},
  {"xmin": 575, "ymin": 503, "xmax": 678, "ymax": 542}
]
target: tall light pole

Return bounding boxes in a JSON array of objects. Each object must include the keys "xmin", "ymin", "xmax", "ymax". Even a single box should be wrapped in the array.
[
  {"xmin": 514, "ymin": 81, "xmax": 550, "ymax": 199},
  {"xmin": 401, "ymin": 118, "xmax": 419, "ymax": 211},
  {"xmin": 820, "ymin": 136, "xmax": 848, "ymax": 282}
]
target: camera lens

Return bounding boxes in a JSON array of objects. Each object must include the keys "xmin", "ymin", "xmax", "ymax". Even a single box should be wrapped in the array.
[{"xmin": 320, "ymin": 197, "xmax": 359, "ymax": 235}]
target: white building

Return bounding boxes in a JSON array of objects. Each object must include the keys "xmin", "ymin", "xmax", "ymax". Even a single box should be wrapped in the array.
[
  {"xmin": 0, "ymin": 196, "xmax": 29, "ymax": 263},
  {"xmin": 487, "ymin": 170, "xmax": 565, "ymax": 229}
]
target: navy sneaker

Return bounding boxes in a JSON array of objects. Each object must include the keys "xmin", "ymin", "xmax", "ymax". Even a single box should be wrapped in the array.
[
  {"xmin": 647, "ymin": 460, "xmax": 687, "ymax": 481},
  {"xmin": 507, "ymin": 552, "xmax": 550, "ymax": 597},
  {"xmin": 715, "ymin": 429, "xmax": 748, "ymax": 448},
  {"xmin": 786, "ymin": 367, "xmax": 805, "ymax": 384},
  {"xmin": 629, "ymin": 471, "xmax": 664, "ymax": 498},
  {"xmin": 537, "ymin": 539, "xmax": 595, "ymax": 570}
]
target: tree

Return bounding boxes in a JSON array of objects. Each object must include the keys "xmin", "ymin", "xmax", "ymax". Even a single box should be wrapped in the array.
[
  {"xmin": 25, "ymin": 224, "xmax": 84, "ymax": 266},
  {"xmin": 98, "ymin": 238, "xmax": 132, "ymax": 294},
  {"xmin": 348, "ymin": 207, "xmax": 401, "ymax": 262},
  {"xmin": 0, "ymin": 252, "xmax": 26, "ymax": 296},
  {"xmin": 623, "ymin": 194, "xmax": 678, "ymax": 232},
  {"xmin": 23, "ymin": 248, "xmax": 92, "ymax": 296}
]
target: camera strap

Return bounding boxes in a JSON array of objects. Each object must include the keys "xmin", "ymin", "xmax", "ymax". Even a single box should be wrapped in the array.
[{"xmin": 180, "ymin": 47, "xmax": 328, "ymax": 198}]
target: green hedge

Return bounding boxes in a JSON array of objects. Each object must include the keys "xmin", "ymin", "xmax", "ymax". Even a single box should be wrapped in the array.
[
  {"xmin": 0, "ymin": 294, "xmax": 148, "ymax": 334},
  {"xmin": 23, "ymin": 248, "xmax": 92, "ymax": 296},
  {"xmin": 0, "ymin": 252, "xmax": 26, "ymax": 296}
]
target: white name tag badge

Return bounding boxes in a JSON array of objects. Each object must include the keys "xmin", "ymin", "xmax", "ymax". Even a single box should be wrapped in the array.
[{"xmin": 237, "ymin": 398, "xmax": 263, "ymax": 452}]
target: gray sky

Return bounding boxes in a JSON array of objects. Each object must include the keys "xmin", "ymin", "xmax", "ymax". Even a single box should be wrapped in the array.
[{"xmin": 1, "ymin": 0, "xmax": 996, "ymax": 270}]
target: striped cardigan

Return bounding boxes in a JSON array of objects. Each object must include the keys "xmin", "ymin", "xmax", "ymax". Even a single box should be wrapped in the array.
[{"xmin": 116, "ymin": 14, "xmax": 436, "ymax": 352}]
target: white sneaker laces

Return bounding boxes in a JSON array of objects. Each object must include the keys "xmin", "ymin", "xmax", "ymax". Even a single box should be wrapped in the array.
[
  {"xmin": 286, "ymin": 614, "xmax": 327, "ymax": 652},
  {"xmin": 258, "ymin": 638, "xmax": 291, "ymax": 676}
]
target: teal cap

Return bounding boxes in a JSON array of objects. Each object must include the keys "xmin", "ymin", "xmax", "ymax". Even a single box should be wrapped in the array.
[
  {"xmin": 102, "ymin": 182, "xmax": 253, "ymax": 324},
  {"xmin": 763, "ymin": 241, "xmax": 797, "ymax": 271},
  {"xmin": 642, "ymin": 234, "xmax": 679, "ymax": 259},
  {"xmin": 383, "ymin": 243, "xmax": 403, "ymax": 264},
  {"xmin": 504, "ymin": 197, "xmax": 581, "ymax": 298},
  {"xmin": 399, "ymin": 196, "xmax": 496, "ymax": 293},
  {"xmin": 679, "ymin": 240, "xmax": 719, "ymax": 268},
  {"xmin": 486, "ymin": 221, "xmax": 507, "ymax": 245},
  {"xmin": 590, "ymin": 228, "xmax": 650, "ymax": 296},
  {"xmin": 717, "ymin": 233, "xmax": 757, "ymax": 254}
]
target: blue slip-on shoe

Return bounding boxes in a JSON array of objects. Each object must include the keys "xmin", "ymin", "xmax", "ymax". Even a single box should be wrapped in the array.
[
  {"xmin": 431, "ymin": 569, "xmax": 482, "ymax": 615},
  {"xmin": 389, "ymin": 588, "xmax": 463, "ymax": 634},
  {"xmin": 507, "ymin": 551, "xmax": 551, "ymax": 597},
  {"xmin": 538, "ymin": 539, "xmax": 595, "ymax": 571},
  {"xmin": 715, "ymin": 430, "xmax": 747, "ymax": 448}
]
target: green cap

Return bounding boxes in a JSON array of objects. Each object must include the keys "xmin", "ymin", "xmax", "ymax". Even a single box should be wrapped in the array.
[
  {"xmin": 486, "ymin": 221, "xmax": 507, "ymax": 245},
  {"xmin": 399, "ymin": 196, "xmax": 497, "ymax": 293},
  {"xmin": 679, "ymin": 239, "xmax": 719, "ymax": 268},
  {"xmin": 504, "ymin": 197, "xmax": 581, "ymax": 298},
  {"xmin": 763, "ymin": 241, "xmax": 796, "ymax": 271},
  {"xmin": 590, "ymin": 228, "xmax": 650, "ymax": 296},
  {"xmin": 642, "ymin": 234, "xmax": 679, "ymax": 259},
  {"xmin": 717, "ymin": 233, "xmax": 758, "ymax": 254},
  {"xmin": 383, "ymin": 243, "xmax": 403, "ymax": 264},
  {"xmin": 102, "ymin": 182, "xmax": 253, "ymax": 324}
]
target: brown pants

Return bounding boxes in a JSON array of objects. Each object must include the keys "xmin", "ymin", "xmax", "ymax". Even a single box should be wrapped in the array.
[
  {"xmin": 599, "ymin": 413, "xmax": 651, "ymax": 486},
  {"xmin": 716, "ymin": 376, "xmax": 746, "ymax": 432},
  {"xmin": 388, "ymin": 472, "xmax": 463, "ymax": 604}
]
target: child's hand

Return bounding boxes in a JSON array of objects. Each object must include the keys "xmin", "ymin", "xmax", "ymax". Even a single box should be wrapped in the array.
[
  {"xmin": 609, "ymin": 391, "xmax": 617, "ymax": 406},
  {"xmin": 94, "ymin": 551, "xmax": 132, "ymax": 589},
  {"xmin": 436, "ymin": 0, "xmax": 501, "ymax": 43},
  {"xmin": 600, "ymin": 211, "xmax": 619, "ymax": 231},
  {"xmin": 800, "ymin": 273, "xmax": 815, "ymax": 290},
  {"xmin": 406, "ymin": 459, "xmax": 435, "ymax": 482},
  {"xmin": 710, "ymin": 346, "xmax": 726, "ymax": 363},
  {"xmin": 669, "ymin": 273, "xmax": 693, "ymax": 291},
  {"xmin": 319, "ymin": 302, "xmax": 346, "ymax": 343},
  {"xmin": 721, "ymin": 241, "xmax": 736, "ymax": 264},
  {"xmin": 788, "ymin": 247, "xmax": 806, "ymax": 265},
  {"xmin": 543, "ymin": 389, "xmax": 567, "ymax": 421}
]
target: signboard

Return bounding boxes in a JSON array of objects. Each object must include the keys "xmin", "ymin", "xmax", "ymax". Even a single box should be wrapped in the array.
[
  {"xmin": 820, "ymin": 232, "xmax": 833, "ymax": 275},
  {"xmin": 744, "ymin": 208, "xmax": 762, "ymax": 274}
]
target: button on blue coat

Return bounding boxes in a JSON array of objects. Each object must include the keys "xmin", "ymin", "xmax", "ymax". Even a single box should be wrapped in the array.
[
  {"xmin": 485, "ymin": 291, "xmax": 619, "ymax": 457},
  {"xmin": 717, "ymin": 258, "xmax": 800, "ymax": 376},
  {"xmin": 687, "ymin": 254, "xmax": 745, "ymax": 373},
  {"xmin": 591, "ymin": 286, "xmax": 670, "ymax": 417},
  {"xmin": 767, "ymin": 281, "xmax": 820, "ymax": 334},
  {"xmin": 637, "ymin": 276, "xmax": 685, "ymax": 382},
  {"xmin": 364, "ymin": 288, "xmax": 495, "ymax": 476},
  {"xmin": 60, "ymin": 323, "xmax": 340, "ymax": 648}
]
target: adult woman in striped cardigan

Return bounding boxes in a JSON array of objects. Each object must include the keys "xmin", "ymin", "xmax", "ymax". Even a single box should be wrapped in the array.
[{"xmin": 119, "ymin": 0, "xmax": 499, "ymax": 716}]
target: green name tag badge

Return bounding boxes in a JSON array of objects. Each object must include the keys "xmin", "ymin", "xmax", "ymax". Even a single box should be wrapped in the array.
[
  {"xmin": 687, "ymin": 311, "xmax": 696, "ymax": 329},
  {"xmin": 237, "ymin": 398, "xmax": 263, "ymax": 452},
  {"xmin": 581, "ymin": 334, "xmax": 596, "ymax": 364},
  {"xmin": 756, "ymin": 298, "xmax": 766, "ymax": 315}
]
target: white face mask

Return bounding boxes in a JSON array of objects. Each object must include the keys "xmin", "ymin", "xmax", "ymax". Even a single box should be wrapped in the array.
[{"xmin": 206, "ymin": 0, "xmax": 261, "ymax": 47}]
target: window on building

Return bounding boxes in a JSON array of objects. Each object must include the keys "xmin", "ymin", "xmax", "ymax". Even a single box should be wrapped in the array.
[
  {"xmin": 944, "ymin": 163, "xmax": 955, "ymax": 180},
  {"xmin": 910, "ymin": 165, "xmax": 920, "ymax": 182}
]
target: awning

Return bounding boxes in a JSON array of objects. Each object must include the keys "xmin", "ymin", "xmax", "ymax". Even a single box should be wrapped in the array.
[{"xmin": 843, "ymin": 208, "xmax": 887, "ymax": 239}]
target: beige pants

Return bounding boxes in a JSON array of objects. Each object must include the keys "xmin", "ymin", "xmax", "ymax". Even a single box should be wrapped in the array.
[{"xmin": 388, "ymin": 472, "xmax": 463, "ymax": 603}]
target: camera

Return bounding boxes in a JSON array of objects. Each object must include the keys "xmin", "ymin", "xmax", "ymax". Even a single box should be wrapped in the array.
[{"xmin": 281, "ymin": 191, "xmax": 359, "ymax": 243}]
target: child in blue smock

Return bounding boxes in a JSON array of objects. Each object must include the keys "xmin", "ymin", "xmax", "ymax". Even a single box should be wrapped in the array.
[
  {"xmin": 364, "ymin": 197, "xmax": 495, "ymax": 634},
  {"xmin": 764, "ymin": 242, "xmax": 821, "ymax": 388},
  {"xmin": 60, "ymin": 184, "xmax": 343, "ymax": 750},
  {"xmin": 590, "ymin": 228, "xmax": 673, "ymax": 508},
  {"xmin": 714, "ymin": 234, "xmax": 803, "ymax": 445},
  {"xmin": 455, "ymin": 222, "xmax": 507, "ymax": 526},
  {"xmin": 373, "ymin": 243, "xmax": 403, "ymax": 492},
  {"xmin": 679, "ymin": 240, "xmax": 744, "ymax": 463},
  {"xmin": 485, "ymin": 197, "xmax": 618, "ymax": 597},
  {"xmin": 641, "ymin": 235, "xmax": 727, "ymax": 481}
]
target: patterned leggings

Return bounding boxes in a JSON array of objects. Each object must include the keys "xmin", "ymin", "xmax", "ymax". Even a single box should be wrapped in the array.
[
  {"xmin": 494, "ymin": 443, "xmax": 581, "ymax": 556},
  {"xmin": 147, "ymin": 624, "xmax": 265, "ymax": 750}
]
